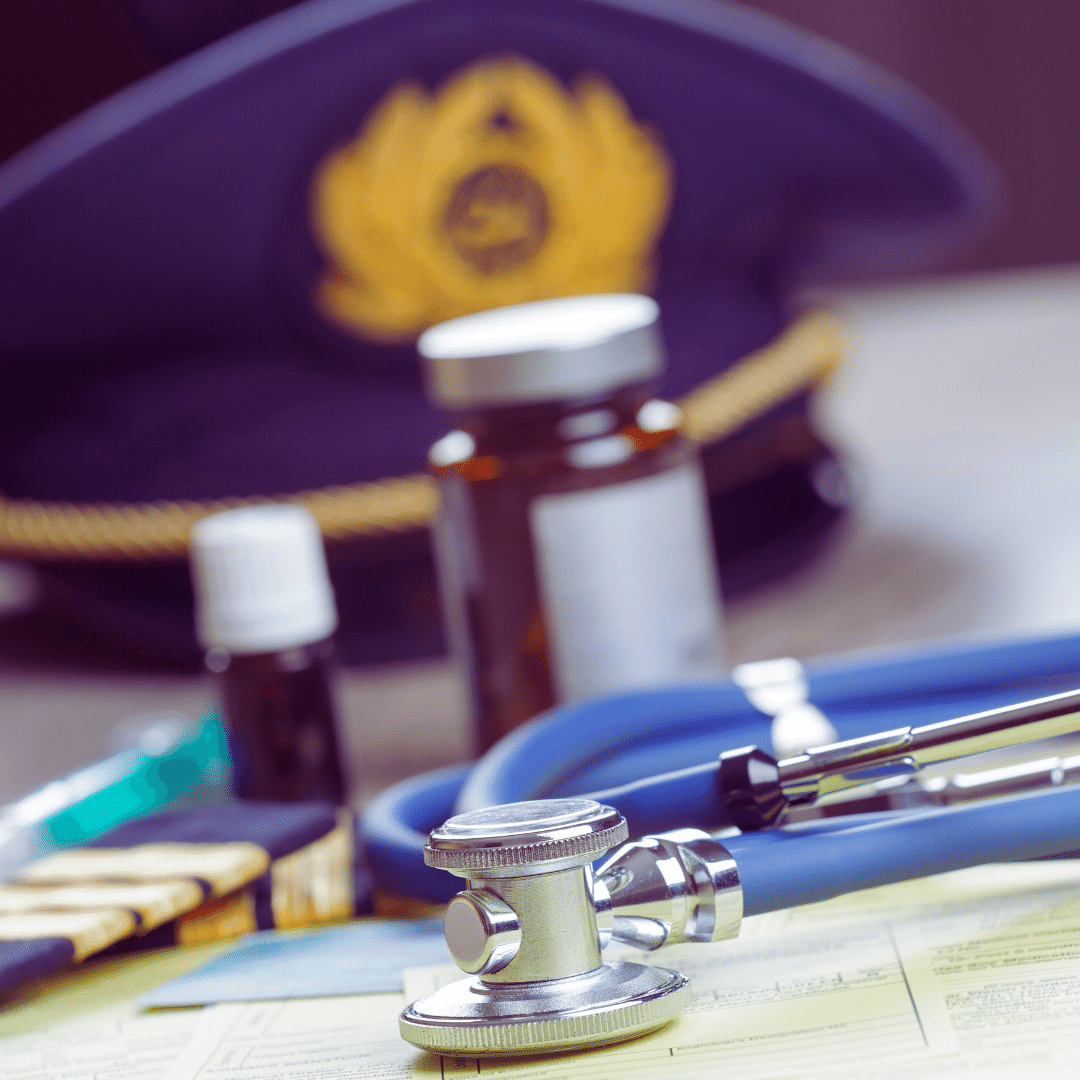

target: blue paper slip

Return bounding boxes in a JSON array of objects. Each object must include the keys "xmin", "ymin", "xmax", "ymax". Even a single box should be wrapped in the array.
[{"xmin": 140, "ymin": 919, "xmax": 451, "ymax": 1007}]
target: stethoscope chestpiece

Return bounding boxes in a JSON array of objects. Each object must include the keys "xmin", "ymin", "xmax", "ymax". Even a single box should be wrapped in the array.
[{"xmin": 399, "ymin": 798, "xmax": 694, "ymax": 1056}]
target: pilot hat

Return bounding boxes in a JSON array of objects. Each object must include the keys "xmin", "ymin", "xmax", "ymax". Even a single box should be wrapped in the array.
[{"xmin": 0, "ymin": 0, "xmax": 998, "ymax": 665}]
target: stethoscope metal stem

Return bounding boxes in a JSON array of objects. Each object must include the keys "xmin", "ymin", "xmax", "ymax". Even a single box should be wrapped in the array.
[
  {"xmin": 788, "ymin": 750, "xmax": 1080, "ymax": 819},
  {"xmin": 584, "ymin": 686, "xmax": 1080, "ymax": 833},
  {"xmin": 778, "ymin": 686, "xmax": 1080, "ymax": 802}
]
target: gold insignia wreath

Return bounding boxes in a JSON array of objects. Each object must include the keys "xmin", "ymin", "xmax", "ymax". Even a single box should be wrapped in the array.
[{"xmin": 312, "ymin": 57, "xmax": 673, "ymax": 342}]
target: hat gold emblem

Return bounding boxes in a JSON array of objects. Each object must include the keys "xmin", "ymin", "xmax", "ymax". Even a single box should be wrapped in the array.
[{"xmin": 311, "ymin": 57, "xmax": 673, "ymax": 342}]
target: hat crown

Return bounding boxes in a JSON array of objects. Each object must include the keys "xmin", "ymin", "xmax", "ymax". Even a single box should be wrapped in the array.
[{"xmin": 190, "ymin": 506, "xmax": 338, "ymax": 654}]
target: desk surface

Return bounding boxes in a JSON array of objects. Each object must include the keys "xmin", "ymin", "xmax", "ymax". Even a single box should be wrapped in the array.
[
  {"xmin": 7, "ymin": 862, "xmax": 1080, "ymax": 1079},
  {"xmin": 2, "ymin": 266, "xmax": 1079, "ymax": 807}
]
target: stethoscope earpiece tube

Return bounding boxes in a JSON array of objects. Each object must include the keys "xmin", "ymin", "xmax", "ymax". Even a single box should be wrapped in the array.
[
  {"xmin": 583, "ymin": 760, "xmax": 732, "ymax": 837},
  {"xmin": 362, "ymin": 631, "xmax": 1080, "ymax": 903},
  {"xmin": 458, "ymin": 633, "xmax": 1080, "ymax": 812},
  {"xmin": 727, "ymin": 783, "xmax": 1080, "ymax": 916},
  {"xmin": 362, "ymin": 745, "xmax": 790, "ymax": 901},
  {"xmin": 458, "ymin": 683, "xmax": 769, "ymax": 812},
  {"xmin": 362, "ymin": 759, "xmax": 1080, "ymax": 907}
]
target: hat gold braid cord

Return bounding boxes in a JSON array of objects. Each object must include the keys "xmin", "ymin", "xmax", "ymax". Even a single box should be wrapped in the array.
[{"xmin": 0, "ymin": 311, "xmax": 840, "ymax": 560}]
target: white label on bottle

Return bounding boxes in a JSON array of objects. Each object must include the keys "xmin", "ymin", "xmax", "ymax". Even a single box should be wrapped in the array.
[
  {"xmin": 529, "ymin": 462, "xmax": 726, "ymax": 703},
  {"xmin": 432, "ymin": 475, "xmax": 482, "ymax": 718}
]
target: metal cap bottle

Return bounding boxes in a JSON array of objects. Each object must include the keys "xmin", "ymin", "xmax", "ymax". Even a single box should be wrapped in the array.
[{"xmin": 418, "ymin": 294, "xmax": 663, "ymax": 408}]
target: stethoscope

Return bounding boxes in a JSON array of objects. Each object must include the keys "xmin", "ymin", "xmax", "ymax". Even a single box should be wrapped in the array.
[{"xmin": 361, "ymin": 629, "xmax": 1080, "ymax": 1055}]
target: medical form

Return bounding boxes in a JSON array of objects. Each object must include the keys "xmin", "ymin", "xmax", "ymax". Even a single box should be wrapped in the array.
[{"xmin": 143, "ymin": 862, "xmax": 1080, "ymax": 1080}]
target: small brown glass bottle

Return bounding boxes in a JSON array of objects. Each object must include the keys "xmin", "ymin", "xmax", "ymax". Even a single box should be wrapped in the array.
[
  {"xmin": 419, "ymin": 294, "xmax": 726, "ymax": 753},
  {"xmin": 190, "ymin": 505, "xmax": 347, "ymax": 803}
]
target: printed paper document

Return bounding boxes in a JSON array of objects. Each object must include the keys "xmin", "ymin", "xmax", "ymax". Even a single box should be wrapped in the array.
[{"xmin": 161, "ymin": 863, "xmax": 1080, "ymax": 1080}]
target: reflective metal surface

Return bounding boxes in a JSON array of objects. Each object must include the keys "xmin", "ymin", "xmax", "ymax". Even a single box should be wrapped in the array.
[
  {"xmin": 444, "ymin": 890, "xmax": 521, "ymax": 975},
  {"xmin": 425, "ymin": 798, "xmax": 627, "ymax": 875},
  {"xmin": 400, "ymin": 960, "xmax": 689, "ymax": 1055},
  {"xmin": 480, "ymin": 865, "xmax": 603, "ymax": 984},
  {"xmin": 404, "ymin": 798, "xmax": 695, "ymax": 1054},
  {"xmin": 777, "ymin": 688, "xmax": 1080, "ymax": 803},
  {"xmin": 419, "ymin": 295, "xmax": 663, "ymax": 408},
  {"xmin": 785, "ymin": 749, "xmax": 1080, "ymax": 820},
  {"xmin": 597, "ymin": 828, "xmax": 742, "ymax": 950}
]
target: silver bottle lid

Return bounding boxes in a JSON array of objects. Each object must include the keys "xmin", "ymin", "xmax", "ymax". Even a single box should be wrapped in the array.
[
  {"xmin": 424, "ymin": 798, "xmax": 628, "ymax": 873},
  {"xmin": 418, "ymin": 294, "xmax": 663, "ymax": 409}
]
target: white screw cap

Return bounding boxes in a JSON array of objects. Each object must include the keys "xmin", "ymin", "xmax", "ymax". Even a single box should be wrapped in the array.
[{"xmin": 190, "ymin": 505, "xmax": 337, "ymax": 654}]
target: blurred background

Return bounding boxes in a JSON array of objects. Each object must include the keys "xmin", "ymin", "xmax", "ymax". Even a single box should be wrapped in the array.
[
  {"xmin": 1, "ymin": 0, "xmax": 1079, "ymax": 811},
  {"xmin": 4, "ymin": 0, "xmax": 1080, "ymax": 271}
]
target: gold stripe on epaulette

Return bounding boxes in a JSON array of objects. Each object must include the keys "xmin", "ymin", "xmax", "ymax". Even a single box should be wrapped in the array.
[
  {"xmin": 0, "ymin": 909, "xmax": 136, "ymax": 961},
  {"xmin": 0, "ymin": 880, "xmax": 204, "ymax": 933},
  {"xmin": 16, "ymin": 843, "xmax": 271, "ymax": 898},
  {"xmin": 175, "ymin": 887, "xmax": 257, "ymax": 945},
  {"xmin": 0, "ymin": 310, "xmax": 840, "ymax": 560},
  {"xmin": 270, "ymin": 809, "xmax": 355, "ymax": 930}
]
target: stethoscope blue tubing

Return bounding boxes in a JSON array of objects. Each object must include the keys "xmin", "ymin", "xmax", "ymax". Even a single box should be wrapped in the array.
[
  {"xmin": 729, "ymin": 787, "xmax": 1080, "ymax": 914},
  {"xmin": 461, "ymin": 630, "xmax": 1080, "ymax": 808},
  {"xmin": 360, "ymin": 629, "xmax": 1080, "ymax": 903}
]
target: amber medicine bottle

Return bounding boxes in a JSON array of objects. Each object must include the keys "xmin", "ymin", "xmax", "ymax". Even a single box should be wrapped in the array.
[
  {"xmin": 419, "ymin": 294, "xmax": 726, "ymax": 752},
  {"xmin": 190, "ymin": 505, "xmax": 347, "ymax": 803}
]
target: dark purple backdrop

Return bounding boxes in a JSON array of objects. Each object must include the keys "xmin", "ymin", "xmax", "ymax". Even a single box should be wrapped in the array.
[{"xmin": 1, "ymin": 0, "xmax": 1076, "ymax": 274}]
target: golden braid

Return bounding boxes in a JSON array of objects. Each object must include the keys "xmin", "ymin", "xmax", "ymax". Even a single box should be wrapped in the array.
[{"xmin": 0, "ymin": 311, "xmax": 840, "ymax": 560}]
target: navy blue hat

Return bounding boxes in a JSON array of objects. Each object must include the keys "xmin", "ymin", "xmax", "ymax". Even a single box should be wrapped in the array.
[{"xmin": 0, "ymin": 0, "xmax": 997, "ymax": 664}]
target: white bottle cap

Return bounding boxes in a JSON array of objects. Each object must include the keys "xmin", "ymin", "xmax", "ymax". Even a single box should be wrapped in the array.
[{"xmin": 190, "ymin": 505, "xmax": 338, "ymax": 654}]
